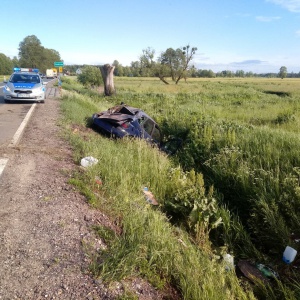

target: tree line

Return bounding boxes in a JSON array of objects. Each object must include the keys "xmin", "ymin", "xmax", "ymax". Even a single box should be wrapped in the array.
[
  {"xmin": 110, "ymin": 64, "xmax": 297, "ymax": 79},
  {"xmin": 0, "ymin": 35, "xmax": 297, "ymax": 81},
  {"xmin": 65, "ymin": 48, "xmax": 295, "ymax": 82},
  {"xmin": 0, "ymin": 35, "xmax": 61, "ymax": 75}
]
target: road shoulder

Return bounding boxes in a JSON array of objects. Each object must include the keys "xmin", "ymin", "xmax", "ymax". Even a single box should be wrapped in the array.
[{"xmin": 0, "ymin": 92, "xmax": 109, "ymax": 299}]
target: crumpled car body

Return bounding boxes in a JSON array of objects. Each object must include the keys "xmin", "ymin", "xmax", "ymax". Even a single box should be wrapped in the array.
[{"xmin": 92, "ymin": 104, "xmax": 162, "ymax": 145}]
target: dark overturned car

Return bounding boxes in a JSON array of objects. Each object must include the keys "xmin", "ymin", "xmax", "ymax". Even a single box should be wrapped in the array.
[{"xmin": 92, "ymin": 104, "xmax": 182, "ymax": 154}]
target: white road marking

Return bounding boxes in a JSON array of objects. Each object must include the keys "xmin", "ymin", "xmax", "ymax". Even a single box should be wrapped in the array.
[
  {"xmin": 8, "ymin": 103, "xmax": 36, "ymax": 147},
  {"xmin": 0, "ymin": 158, "xmax": 9, "ymax": 178}
]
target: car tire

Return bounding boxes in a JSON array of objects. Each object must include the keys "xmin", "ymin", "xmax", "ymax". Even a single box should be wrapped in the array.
[{"xmin": 4, "ymin": 99, "xmax": 11, "ymax": 103}]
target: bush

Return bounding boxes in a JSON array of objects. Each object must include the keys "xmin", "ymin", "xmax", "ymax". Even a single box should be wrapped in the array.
[{"xmin": 77, "ymin": 65, "xmax": 103, "ymax": 88}]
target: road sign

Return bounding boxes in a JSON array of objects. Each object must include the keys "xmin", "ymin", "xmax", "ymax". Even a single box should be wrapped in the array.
[
  {"xmin": 54, "ymin": 61, "xmax": 64, "ymax": 67},
  {"xmin": 59, "ymin": 67, "xmax": 63, "ymax": 72}
]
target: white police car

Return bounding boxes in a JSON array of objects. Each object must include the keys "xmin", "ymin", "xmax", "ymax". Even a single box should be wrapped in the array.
[{"xmin": 3, "ymin": 68, "xmax": 46, "ymax": 103}]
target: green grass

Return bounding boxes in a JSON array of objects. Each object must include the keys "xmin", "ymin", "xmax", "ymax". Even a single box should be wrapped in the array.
[
  {"xmin": 0, "ymin": 75, "xmax": 9, "ymax": 82},
  {"xmin": 59, "ymin": 76, "xmax": 300, "ymax": 299}
]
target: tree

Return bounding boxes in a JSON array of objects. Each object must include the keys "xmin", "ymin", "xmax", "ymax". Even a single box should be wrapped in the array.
[
  {"xmin": 99, "ymin": 64, "xmax": 115, "ymax": 96},
  {"xmin": 18, "ymin": 35, "xmax": 44, "ymax": 68},
  {"xmin": 139, "ymin": 47, "xmax": 156, "ymax": 77},
  {"xmin": 153, "ymin": 63, "xmax": 171, "ymax": 84},
  {"xmin": 279, "ymin": 66, "xmax": 287, "ymax": 79},
  {"xmin": 112, "ymin": 60, "xmax": 122, "ymax": 76},
  {"xmin": 157, "ymin": 45, "xmax": 197, "ymax": 84},
  {"xmin": 122, "ymin": 66, "xmax": 131, "ymax": 77},
  {"xmin": 130, "ymin": 61, "xmax": 141, "ymax": 77},
  {"xmin": 42, "ymin": 49, "xmax": 61, "ymax": 71},
  {"xmin": 188, "ymin": 65, "xmax": 198, "ymax": 78},
  {"xmin": 235, "ymin": 70, "xmax": 245, "ymax": 77},
  {"xmin": 18, "ymin": 35, "xmax": 61, "ymax": 72},
  {"xmin": 159, "ymin": 48, "xmax": 182, "ymax": 82},
  {"xmin": 197, "ymin": 69, "xmax": 215, "ymax": 78},
  {"xmin": 77, "ymin": 65, "xmax": 102, "ymax": 88},
  {"xmin": 245, "ymin": 71, "xmax": 254, "ymax": 77},
  {"xmin": 11, "ymin": 56, "xmax": 19, "ymax": 68},
  {"xmin": 0, "ymin": 53, "xmax": 14, "ymax": 75},
  {"xmin": 117, "ymin": 65, "xmax": 124, "ymax": 77}
]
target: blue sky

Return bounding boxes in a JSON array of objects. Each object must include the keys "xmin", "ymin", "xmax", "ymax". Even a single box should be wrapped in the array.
[{"xmin": 1, "ymin": 0, "xmax": 300, "ymax": 73}]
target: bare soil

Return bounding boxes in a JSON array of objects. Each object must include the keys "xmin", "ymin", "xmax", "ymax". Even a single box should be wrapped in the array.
[{"xmin": 0, "ymin": 84, "xmax": 167, "ymax": 300}]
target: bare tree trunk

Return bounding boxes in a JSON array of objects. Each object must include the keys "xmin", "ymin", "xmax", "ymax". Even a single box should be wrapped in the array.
[
  {"xmin": 100, "ymin": 64, "xmax": 115, "ymax": 96},
  {"xmin": 158, "ymin": 75, "xmax": 169, "ymax": 85},
  {"xmin": 175, "ymin": 75, "xmax": 182, "ymax": 84}
]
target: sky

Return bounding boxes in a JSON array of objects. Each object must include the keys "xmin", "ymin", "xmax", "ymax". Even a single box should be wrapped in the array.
[{"xmin": 1, "ymin": 0, "xmax": 300, "ymax": 73}]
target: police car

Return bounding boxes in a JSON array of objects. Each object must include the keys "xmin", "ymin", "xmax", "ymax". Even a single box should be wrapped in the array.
[{"xmin": 3, "ymin": 68, "xmax": 46, "ymax": 103}]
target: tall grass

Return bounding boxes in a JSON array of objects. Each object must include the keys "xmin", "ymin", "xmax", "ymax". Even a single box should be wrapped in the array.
[
  {"xmin": 59, "ymin": 87, "xmax": 256, "ymax": 299},
  {"xmin": 60, "ymin": 77, "xmax": 300, "ymax": 299}
]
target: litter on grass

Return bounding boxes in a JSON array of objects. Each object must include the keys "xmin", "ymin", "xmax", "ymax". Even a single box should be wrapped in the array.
[
  {"xmin": 223, "ymin": 253, "xmax": 234, "ymax": 271},
  {"xmin": 237, "ymin": 260, "xmax": 279, "ymax": 283},
  {"xmin": 283, "ymin": 246, "xmax": 297, "ymax": 264},
  {"xmin": 143, "ymin": 187, "xmax": 159, "ymax": 205},
  {"xmin": 95, "ymin": 176, "xmax": 102, "ymax": 186},
  {"xmin": 80, "ymin": 156, "xmax": 98, "ymax": 168},
  {"xmin": 256, "ymin": 264, "xmax": 279, "ymax": 279},
  {"xmin": 237, "ymin": 260, "xmax": 270, "ymax": 283}
]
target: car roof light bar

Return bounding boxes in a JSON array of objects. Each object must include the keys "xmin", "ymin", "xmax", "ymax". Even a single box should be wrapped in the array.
[{"xmin": 13, "ymin": 67, "xmax": 39, "ymax": 73}]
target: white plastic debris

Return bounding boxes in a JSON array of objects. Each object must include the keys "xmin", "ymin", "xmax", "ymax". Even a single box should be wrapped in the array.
[
  {"xmin": 283, "ymin": 246, "xmax": 297, "ymax": 264},
  {"xmin": 80, "ymin": 156, "xmax": 98, "ymax": 168},
  {"xmin": 223, "ymin": 253, "xmax": 234, "ymax": 271}
]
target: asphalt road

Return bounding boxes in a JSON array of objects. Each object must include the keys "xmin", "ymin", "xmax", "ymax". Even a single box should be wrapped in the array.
[
  {"xmin": 0, "ymin": 77, "xmax": 57, "ymax": 178},
  {"xmin": 0, "ymin": 83, "xmax": 32, "ymax": 148}
]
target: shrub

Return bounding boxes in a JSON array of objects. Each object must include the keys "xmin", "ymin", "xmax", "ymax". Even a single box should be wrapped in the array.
[{"xmin": 77, "ymin": 65, "xmax": 103, "ymax": 88}]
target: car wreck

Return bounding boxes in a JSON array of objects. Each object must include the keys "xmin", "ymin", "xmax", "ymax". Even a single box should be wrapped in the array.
[{"xmin": 92, "ymin": 103, "xmax": 182, "ymax": 154}]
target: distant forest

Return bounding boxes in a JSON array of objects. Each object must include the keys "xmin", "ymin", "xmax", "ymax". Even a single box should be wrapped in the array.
[
  {"xmin": 1, "ymin": 35, "xmax": 299, "ymax": 79},
  {"xmin": 64, "ymin": 63, "xmax": 300, "ymax": 79}
]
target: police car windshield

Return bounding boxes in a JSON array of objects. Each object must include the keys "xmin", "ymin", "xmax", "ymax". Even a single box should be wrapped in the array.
[{"xmin": 11, "ymin": 74, "xmax": 40, "ymax": 84}]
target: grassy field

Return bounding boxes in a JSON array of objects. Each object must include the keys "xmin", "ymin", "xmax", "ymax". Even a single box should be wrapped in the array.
[
  {"xmin": 59, "ymin": 76, "xmax": 300, "ymax": 299},
  {"xmin": 0, "ymin": 75, "xmax": 9, "ymax": 81}
]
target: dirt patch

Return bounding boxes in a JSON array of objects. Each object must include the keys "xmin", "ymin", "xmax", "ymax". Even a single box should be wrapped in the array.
[{"xmin": 0, "ymin": 85, "xmax": 167, "ymax": 299}]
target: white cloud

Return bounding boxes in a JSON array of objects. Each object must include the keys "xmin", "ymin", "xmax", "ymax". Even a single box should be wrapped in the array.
[
  {"xmin": 267, "ymin": 0, "xmax": 300, "ymax": 12},
  {"xmin": 296, "ymin": 29, "xmax": 300, "ymax": 36},
  {"xmin": 235, "ymin": 13, "xmax": 252, "ymax": 17},
  {"xmin": 256, "ymin": 16, "xmax": 281, "ymax": 21},
  {"xmin": 194, "ymin": 50, "xmax": 300, "ymax": 73}
]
